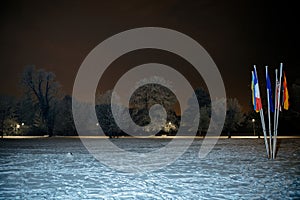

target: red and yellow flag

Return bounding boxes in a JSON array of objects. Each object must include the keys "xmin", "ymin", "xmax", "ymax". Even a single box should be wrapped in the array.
[{"xmin": 283, "ymin": 72, "xmax": 289, "ymax": 110}]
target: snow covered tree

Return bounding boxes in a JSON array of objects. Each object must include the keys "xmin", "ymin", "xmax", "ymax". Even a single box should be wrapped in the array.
[
  {"xmin": 96, "ymin": 90, "xmax": 129, "ymax": 137},
  {"xmin": 223, "ymin": 98, "xmax": 244, "ymax": 137},
  {"xmin": 129, "ymin": 76, "xmax": 178, "ymax": 134},
  {"xmin": 0, "ymin": 95, "xmax": 16, "ymax": 137},
  {"xmin": 189, "ymin": 88, "xmax": 211, "ymax": 108},
  {"xmin": 54, "ymin": 95, "xmax": 76, "ymax": 135},
  {"xmin": 129, "ymin": 76, "xmax": 177, "ymax": 111},
  {"xmin": 182, "ymin": 88, "xmax": 211, "ymax": 135}
]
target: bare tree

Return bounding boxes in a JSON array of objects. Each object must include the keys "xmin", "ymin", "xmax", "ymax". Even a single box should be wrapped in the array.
[{"xmin": 21, "ymin": 66, "xmax": 60, "ymax": 136}]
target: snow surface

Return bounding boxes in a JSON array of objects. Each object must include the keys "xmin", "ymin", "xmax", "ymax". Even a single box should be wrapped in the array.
[{"xmin": 0, "ymin": 138, "xmax": 299, "ymax": 199}]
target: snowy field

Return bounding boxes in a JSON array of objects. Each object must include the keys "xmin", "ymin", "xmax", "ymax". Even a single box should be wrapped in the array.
[{"xmin": 0, "ymin": 138, "xmax": 299, "ymax": 199}]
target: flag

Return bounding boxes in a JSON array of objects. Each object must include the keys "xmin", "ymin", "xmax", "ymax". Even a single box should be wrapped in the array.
[
  {"xmin": 266, "ymin": 70, "xmax": 274, "ymax": 112},
  {"xmin": 253, "ymin": 68, "xmax": 262, "ymax": 112},
  {"xmin": 251, "ymin": 71, "xmax": 256, "ymax": 111},
  {"xmin": 283, "ymin": 72, "xmax": 289, "ymax": 110},
  {"xmin": 275, "ymin": 78, "xmax": 282, "ymax": 111}
]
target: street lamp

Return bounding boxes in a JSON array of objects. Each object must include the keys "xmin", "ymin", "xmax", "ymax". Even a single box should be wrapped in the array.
[{"xmin": 252, "ymin": 119, "xmax": 256, "ymax": 137}]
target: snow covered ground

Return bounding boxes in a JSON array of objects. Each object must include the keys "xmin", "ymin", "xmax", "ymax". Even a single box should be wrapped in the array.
[{"xmin": 0, "ymin": 138, "xmax": 299, "ymax": 199}]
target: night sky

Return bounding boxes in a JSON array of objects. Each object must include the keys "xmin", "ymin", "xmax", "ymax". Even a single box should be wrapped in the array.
[{"xmin": 1, "ymin": 0, "xmax": 299, "ymax": 112}]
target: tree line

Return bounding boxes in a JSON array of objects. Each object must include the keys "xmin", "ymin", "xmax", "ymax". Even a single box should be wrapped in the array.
[{"xmin": 1, "ymin": 66, "xmax": 299, "ymax": 137}]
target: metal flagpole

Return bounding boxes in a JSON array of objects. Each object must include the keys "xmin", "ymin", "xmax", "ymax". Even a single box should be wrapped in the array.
[
  {"xmin": 273, "ymin": 63, "xmax": 283, "ymax": 159},
  {"xmin": 254, "ymin": 65, "xmax": 269, "ymax": 158},
  {"xmin": 259, "ymin": 109, "xmax": 269, "ymax": 158},
  {"xmin": 266, "ymin": 66, "xmax": 273, "ymax": 159},
  {"xmin": 273, "ymin": 69, "xmax": 278, "ymax": 159}
]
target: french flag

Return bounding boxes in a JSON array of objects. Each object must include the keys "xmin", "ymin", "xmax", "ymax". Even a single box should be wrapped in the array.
[{"xmin": 253, "ymin": 68, "xmax": 262, "ymax": 112}]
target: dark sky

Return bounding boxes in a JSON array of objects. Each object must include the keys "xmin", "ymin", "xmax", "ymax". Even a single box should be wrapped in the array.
[{"xmin": 1, "ymin": 0, "xmax": 299, "ymax": 112}]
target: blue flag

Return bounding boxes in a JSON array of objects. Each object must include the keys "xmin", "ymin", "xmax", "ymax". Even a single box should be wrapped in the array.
[{"xmin": 266, "ymin": 71, "xmax": 274, "ymax": 112}]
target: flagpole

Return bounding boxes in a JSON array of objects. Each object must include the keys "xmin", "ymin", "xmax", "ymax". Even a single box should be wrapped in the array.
[
  {"xmin": 254, "ymin": 65, "xmax": 270, "ymax": 158},
  {"xmin": 259, "ymin": 109, "xmax": 269, "ymax": 158},
  {"xmin": 273, "ymin": 63, "xmax": 283, "ymax": 159},
  {"xmin": 266, "ymin": 66, "xmax": 273, "ymax": 159},
  {"xmin": 273, "ymin": 69, "xmax": 278, "ymax": 159}
]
